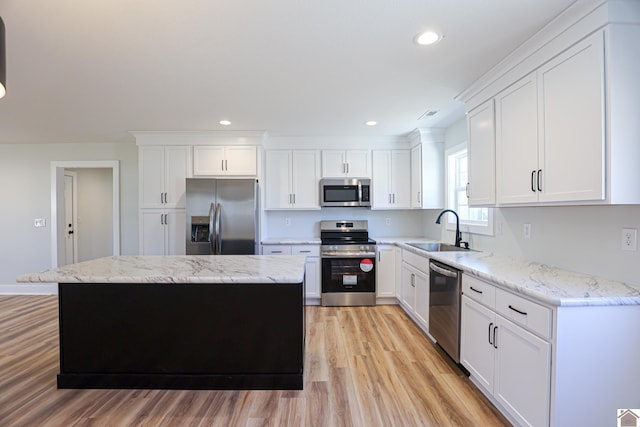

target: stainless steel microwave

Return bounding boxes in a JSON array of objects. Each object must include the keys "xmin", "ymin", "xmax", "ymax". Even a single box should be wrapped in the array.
[{"xmin": 320, "ymin": 178, "xmax": 371, "ymax": 207}]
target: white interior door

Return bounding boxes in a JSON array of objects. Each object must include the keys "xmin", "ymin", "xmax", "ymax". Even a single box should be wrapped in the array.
[{"xmin": 63, "ymin": 172, "xmax": 78, "ymax": 265}]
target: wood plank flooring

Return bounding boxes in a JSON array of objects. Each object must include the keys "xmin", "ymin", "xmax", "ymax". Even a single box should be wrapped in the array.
[{"xmin": 0, "ymin": 296, "xmax": 510, "ymax": 426}]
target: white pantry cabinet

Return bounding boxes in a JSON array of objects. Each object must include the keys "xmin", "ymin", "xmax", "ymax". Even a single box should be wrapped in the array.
[
  {"xmin": 139, "ymin": 145, "xmax": 190, "ymax": 209},
  {"xmin": 410, "ymin": 142, "xmax": 444, "ymax": 209},
  {"xmin": 466, "ymin": 100, "xmax": 496, "ymax": 206},
  {"xmin": 375, "ymin": 245, "xmax": 396, "ymax": 298},
  {"xmin": 321, "ymin": 150, "xmax": 370, "ymax": 178},
  {"xmin": 261, "ymin": 244, "xmax": 321, "ymax": 301},
  {"xmin": 265, "ymin": 150, "xmax": 320, "ymax": 210},
  {"xmin": 193, "ymin": 145, "xmax": 257, "ymax": 176},
  {"xmin": 371, "ymin": 150, "xmax": 411, "ymax": 209},
  {"xmin": 139, "ymin": 209, "xmax": 186, "ymax": 255},
  {"xmin": 461, "ymin": 274, "xmax": 551, "ymax": 427}
]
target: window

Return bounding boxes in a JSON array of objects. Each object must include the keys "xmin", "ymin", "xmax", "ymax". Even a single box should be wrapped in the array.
[{"xmin": 445, "ymin": 145, "xmax": 493, "ymax": 236}]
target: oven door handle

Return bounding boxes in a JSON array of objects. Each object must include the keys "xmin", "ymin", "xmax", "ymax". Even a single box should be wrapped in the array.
[
  {"xmin": 321, "ymin": 252, "xmax": 376, "ymax": 258},
  {"xmin": 430, "ymin": 263, "xmax": 458, "ymax": 278}
]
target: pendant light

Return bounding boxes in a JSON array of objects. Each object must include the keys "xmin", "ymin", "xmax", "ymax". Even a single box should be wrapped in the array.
[{"xmin": 0, "ymin": 17, "xmax": 5, "ymax": 98}]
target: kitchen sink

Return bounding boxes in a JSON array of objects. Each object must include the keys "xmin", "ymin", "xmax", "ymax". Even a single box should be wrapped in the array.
[{"xmin": 407, "ymin": 242, "xmax": 475, "ymax": 252}]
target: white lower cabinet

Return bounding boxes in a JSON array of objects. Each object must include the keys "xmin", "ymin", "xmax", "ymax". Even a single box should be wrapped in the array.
[
  {"xmin": 375, "ymin": 245, "xmax": 396, "ymax": 298},
  {"xmin": 461, "ymin": 275, "xmax": 551, "ymax": 427},
  {"xmin": 140, "ymin": 209, "xmax": 186, "ymax": 255},
  {"xmin": 261, "ymin": 244, "xmax": 320, "ymax": 301},
  {"xmin": 400, "ymin": 250, "xmax": 429, "ymax": 332}
]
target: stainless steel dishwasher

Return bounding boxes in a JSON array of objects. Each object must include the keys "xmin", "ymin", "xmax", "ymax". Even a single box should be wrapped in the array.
[{"xmin": 429, "ymin": 260, "xmax": 462, "ymax": 364}]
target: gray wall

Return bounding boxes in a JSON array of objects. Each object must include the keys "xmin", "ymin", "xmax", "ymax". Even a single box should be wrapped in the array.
[
  {"xmin": 0, "ymin": 142, "xmax": 138, "ymax": 290},
  {"xmin": 440, "ymin": 118, "xmax": 640, "ymax": 286}
]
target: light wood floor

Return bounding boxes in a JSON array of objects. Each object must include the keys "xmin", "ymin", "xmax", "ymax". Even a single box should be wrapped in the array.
[{"xmin": 0, "ymin": 295, "xmax": 510, "ymax": 426}]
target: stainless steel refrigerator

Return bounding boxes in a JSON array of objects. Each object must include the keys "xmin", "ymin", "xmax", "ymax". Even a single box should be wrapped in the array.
[{"xmin": 186, "ymin": 178, "xmax": 259, "ymax": 255}]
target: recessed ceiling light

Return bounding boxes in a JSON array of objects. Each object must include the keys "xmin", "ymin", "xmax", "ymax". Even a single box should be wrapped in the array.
[
  {"xmin": 414, "ymin": 31, "xmax": 443, "ymax": 46},
  {"xmin": 219, "ymin": 120, "xmax": 231, "ymax": 126},
  {"xmin": 365, "ymin": 120, "xmax": 377, "ymax": 126}
]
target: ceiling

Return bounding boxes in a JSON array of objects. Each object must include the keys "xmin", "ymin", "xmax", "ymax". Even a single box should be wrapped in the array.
[{"xmin": 0, "ymin": 0, "xmax": 576, "ymax": 144}]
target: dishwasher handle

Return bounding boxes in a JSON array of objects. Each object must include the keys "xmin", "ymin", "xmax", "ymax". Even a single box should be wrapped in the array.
[{"xmin": 430, "ymin": 262, "xmax": 459, "ymax": 278}]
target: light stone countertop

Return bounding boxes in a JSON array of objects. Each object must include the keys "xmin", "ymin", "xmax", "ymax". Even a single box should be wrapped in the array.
[
  {"xmin": 377, "ymin": 237, "xmax": 640, "ymax": 307},
  {"xmin": 17, "ymin": 255, "xmax": 307, "ymax": 285}
]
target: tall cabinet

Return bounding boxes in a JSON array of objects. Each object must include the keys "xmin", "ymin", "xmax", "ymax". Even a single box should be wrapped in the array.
[
  {"xmin": 371, "ymin": 150, "xmax": 411, "ymax": 209},
  {"xmin": 138, "ymin": 145, "xmax": 190, "ymax": 255}
]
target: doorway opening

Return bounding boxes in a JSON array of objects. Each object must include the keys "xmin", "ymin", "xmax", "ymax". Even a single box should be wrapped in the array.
[{"xmin": 51, "ymin": 161, "xmax": 120, "ymax": 268}]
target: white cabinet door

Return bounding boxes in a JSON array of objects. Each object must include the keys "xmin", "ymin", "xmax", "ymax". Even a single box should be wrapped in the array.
[
  {"xmin": 164, "ymin": 146, "xmax": 189, "ymax": 208},
  {"xmin": 165, "ymin": 210, "xmax": 186, "ymax": 255},
  {"xmin": 304, "ymin": 256, "xmax": 321, "ymax": 299},
  {"xmin": 372, "ymin": 151, "xmax": 392, "ymax": 209},
  {"xmin": 538, "ymin": 31, "xmax": 605, "ymax": 203},
  {"xmin": 140, "ymin": 210, "xmax": 166, "ymax": 255},
  {"xmin": 467, "ymin": 100, "xmax": 496, "ymax": 206},
  {"xmin": 410, "ymin": 143, "xmax": 444, "ymax": 209},
  {"xmin": 225, "ymin": 146, "xmax": 257, "ymax": 176},
  {"xmin": 193, "ymin": 146, "xmax": 225, "ymax": 175},
  {"xmin": 494, "ymin": 315, "xmax": 551, "ymax": 427},
  {"xmin": 495, "ymin": 73, "xmax": 539, "ymax": 204},
  {"xmin": 345, "ymin": 150, "xmax": 370, "ymax": 177},
  {"xmin": 401, "ymin": 263, "xmax": 416, "ymax": 312},
  {"xmin": 376, "ymin": 245, "xmax": 396, "ymax": 297},
  {"xmin": 322, "ymin": 150, "xmax": 370, "ymax": 177},
  {"xmin": 460, "ymin": 295, "xmax": 496, "ymax": 393},
  {"xmin": 291, "ymin": 151, "xmax": 320, "ymax": 209},
  {"xmin": 265, "ymin": 150, "xmax": 293, "ymax": 209},
  {"xmin": 391, "ymin": 150, "xmax": 411, "ymax": 208},
  {"xmin": 413, "ymin": 267, "xmax": 429, "ymax": 329},
  {"xmin": 410, "ymin": 144, "xmax": 423, "ymax": 208}
]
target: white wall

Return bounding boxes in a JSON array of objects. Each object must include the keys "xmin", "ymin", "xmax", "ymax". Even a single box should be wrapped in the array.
[
  {"xmin": 0, "ymin": 142, "xmax": 138, "ymax": 290},
  {"xmin": 440, "ymin": 118, "xmax": 640, "ymax": 286}
]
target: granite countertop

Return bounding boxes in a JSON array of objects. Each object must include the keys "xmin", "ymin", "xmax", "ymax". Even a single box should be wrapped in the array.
[
  {"xmin": 17, "ymin": 255, "xmax": 307, "ymax": 284},
  {"xmin": 376, "ymin": 237, "xmax": 640, "ymax": 307}
]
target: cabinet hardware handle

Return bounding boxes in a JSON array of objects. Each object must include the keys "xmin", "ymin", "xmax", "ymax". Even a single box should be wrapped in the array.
[
  {"xmin": 493, "ymin": 325, "xmax": 498, "ymax": 349},
  {"xmin": 531, "ymin": 170, "xmax": 536, "ymax": 192},
  {"xmin": 411, "ymin": 273, "xmax": 415, "ymax": 287},
  {"xmin": 537, "ymin": 169, "xmax": 542, "ymax": 192},
  {"xmin": 417, "ymin": 191, "xmax": 421, "ymax": 204},
  {"xmin": 165, "ymin": 214, "xmax": 168, "ymax": 224},
  {"xmin": 508, "ymin": 305, "xmax": 528, "ymax": 316},
  {"xmin": 470, "ymin": 286, "xmax": 483, "ymax": 294},
  {"xmin": 160, "ymin": 214, "xmax": 164, "ymax": 225},
  {"xmin": 272, "ymin": 250, "xmax": 282, "ymax": 254},
  {"xmin": 222, "ymin": 160, "xmax": 225, "ymax": 170},
  {"xmin": 488, "ymin": 322, "xmax": 494, "ymax": 345},
  {"xmin": 392, "ymin": 193, "xmax": 395, "ymax": 204},
  {"xmin": 164, "ymin": 193, "xmax": 168, "ymax": 203},
  {"xmin": 389, "ymin": 194, "xmax": 392, "ymax": 204},
  {"xmin": 160, "ymin": 193, "xmax": 164, "ymax": 204},
  {"xmin": 300, "ymin": 250, "xmax": 311, "ymax": 253},
  {"xmin": 466, "ymin": 183, "xmax": 470, "ymax": 199},
  {"xmin": 289, "ymin": 194, "xmax": 292, "ymax": 204},
  {"xmin": 346, "ymin": 163, "xmax": 349, "ymax": 174},
  {"xmin": 378, "ymin": 252, "xmax": 381, "ymax": 262},
  {"xmin": 293, "ymin": 194, "xmax": 296, "ymax": 204},
  {"xmin": 225, "ymin": 160, "xmax": 228, "ymax": 171}
]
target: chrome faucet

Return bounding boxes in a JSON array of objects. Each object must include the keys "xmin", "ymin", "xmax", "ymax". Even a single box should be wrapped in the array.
[{"xmin": 435, "ymin": 209, "xmax": 463, "ymax": 248}]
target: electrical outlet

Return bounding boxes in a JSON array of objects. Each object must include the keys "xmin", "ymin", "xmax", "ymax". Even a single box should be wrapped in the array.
[
  {"xmin": 284, "ymin": 217, "xmax": 291, "ymax": 226},
  {"xmin": 385, "ymin": 218, "xmax": 391, "ymax": 226},
  {"xmin": 34, "ymin": 218, "xmax": 46, "ymax": 227},
  {"xmin": 523, "ymin": 223, "xmax": 532, "ymax": 240},
  {"xmin": 621, "ymin": 228, "xmax": 637, "ymax": 251},
  {"xmin": 496, "ymin": 221, "xmax": 503, "ymax": 236}
]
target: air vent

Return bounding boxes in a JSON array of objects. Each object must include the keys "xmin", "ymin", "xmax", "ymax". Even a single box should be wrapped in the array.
[{"xmin": 417, "ymin": 110, "xmax": 438, "ymax": 120}]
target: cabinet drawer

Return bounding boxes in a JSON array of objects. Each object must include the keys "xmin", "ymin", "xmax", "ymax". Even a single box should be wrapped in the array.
[
  {"xmin": 462, "ymin": 275, "xmax": 496, "ymax": 309},
  {"xmin": 291, "ymin": 245, "xmax": 320, "ymax": 257},
  {"xmin": 402, "ymin": 249, "xmax": 429, "ymax": 273},
  {"xmin": 495, "ymin": 288, "xmax": 552, "ymax": 340},
  {"xmin": 262, "ymin": 245, "xmax": 292, "ymax": 255}
]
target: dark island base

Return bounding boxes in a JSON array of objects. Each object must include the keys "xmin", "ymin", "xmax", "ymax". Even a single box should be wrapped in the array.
[{"xmin": 57, "ymin": 282, "xmax": 305, "ymax": 390}]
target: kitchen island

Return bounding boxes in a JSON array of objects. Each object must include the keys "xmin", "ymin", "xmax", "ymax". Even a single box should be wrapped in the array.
[{"xmin": 18, "ymin": 255, "xmax": 307, "ymax": 390}]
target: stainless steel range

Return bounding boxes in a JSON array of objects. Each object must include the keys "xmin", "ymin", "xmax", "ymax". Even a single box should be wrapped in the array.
[{"xmin": 320, "ymin": 220, "xmax": 376, "ymax": 306}]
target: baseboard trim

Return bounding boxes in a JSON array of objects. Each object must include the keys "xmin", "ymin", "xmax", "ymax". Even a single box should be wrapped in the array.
[{"xmin": 0, "ymin": 283, "xmax": 58, "ymax": 295}]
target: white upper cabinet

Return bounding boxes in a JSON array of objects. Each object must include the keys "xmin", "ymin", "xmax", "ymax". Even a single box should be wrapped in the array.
[
  {"xmin": 139, "ymin": 145, "xmax": 190, "ymax": 209},
  {"xmin": 467, "ymin": 100, "xmax": 496, "ymax": 206},
  {"xmin": 371, "ymin": 150, "xmax": 411, "ymax": 209},
  {"xmin": 537, "ymin": 31, "xmax": 604, "ymax": 203},
  {"xmin": 410, "ymin": 140, "xmax": 444, "ymax": 209},
  {"xmin": 321, "ymin": 150, "xmax": 370, "ymax": 177},
  {"xmin": 193, "ymin": 145, "xmax": 257, "ymax": 176},
  {"xmin": 265, "ymin": 150, "xmax": 320, "ymax": 210}
]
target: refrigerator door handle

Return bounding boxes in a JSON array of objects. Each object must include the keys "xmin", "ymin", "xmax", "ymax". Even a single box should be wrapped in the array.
[
  {"xmin": 214, "ymin": 203, "xmax": 222, "ymax": 255},
  {"xmin": 208, "ymin": 202, "xmax": 216, "ymax": 255}
]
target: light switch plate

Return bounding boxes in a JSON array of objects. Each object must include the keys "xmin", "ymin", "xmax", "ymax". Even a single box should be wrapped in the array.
[{"xmin": 523, "ymin": 223, "xmax": 531, "ymax": 240}]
